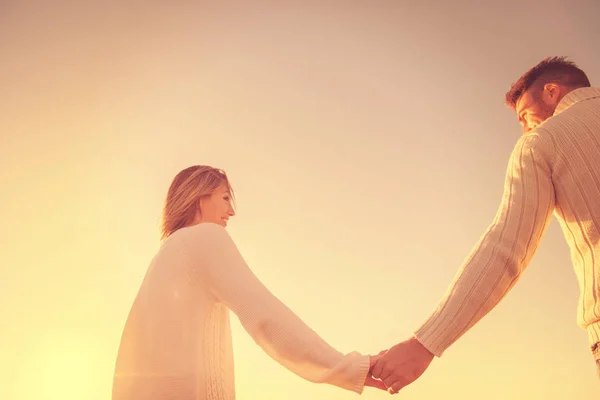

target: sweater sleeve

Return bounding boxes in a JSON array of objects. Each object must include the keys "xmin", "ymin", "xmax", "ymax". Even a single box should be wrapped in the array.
[
  {"xmin": 414, "ymin": 133, "xmax": 556, "ymax": 357},
  {"xmin": 178, "ymin": 223, "xmax": 369, "ymax": 394}
]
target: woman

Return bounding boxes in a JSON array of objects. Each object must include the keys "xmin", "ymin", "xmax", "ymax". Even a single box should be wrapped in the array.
[{"xmin": 112, "ymin": 165, "xmax": 385, "ymax": 399}]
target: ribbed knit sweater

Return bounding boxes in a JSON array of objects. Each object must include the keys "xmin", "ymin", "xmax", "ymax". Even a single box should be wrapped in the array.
[
  {"xmin": 415, "ymin": 87, "xmax": 600, "ymax": 357},
  {"xmin": 112, "ymin": 223, "xmax": 369, "ymax": 400}
]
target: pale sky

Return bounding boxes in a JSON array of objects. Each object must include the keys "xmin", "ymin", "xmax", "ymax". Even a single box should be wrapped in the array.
[{"xmin": 1, "ymin": 1, "xmax": 599, "ymax": 399}]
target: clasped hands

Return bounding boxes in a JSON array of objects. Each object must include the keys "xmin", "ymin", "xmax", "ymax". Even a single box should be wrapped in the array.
[{"xmin": 364, "ymin": 336, "xmax": 435, "ymax": 394}]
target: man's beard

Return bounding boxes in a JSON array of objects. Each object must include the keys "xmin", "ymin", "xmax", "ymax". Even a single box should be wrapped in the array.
[
  {"xmin": 539, "ymin": 102, "xmax": 556, "ymax": 122},
  {"xmin": 531, "ymin": 92, "xmax": 557, "ymax": 123}
]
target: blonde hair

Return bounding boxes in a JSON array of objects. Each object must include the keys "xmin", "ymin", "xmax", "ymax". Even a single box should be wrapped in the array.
[{"xmin": 160, "ymin": 165, "xmax": 234, "ymax": 240}]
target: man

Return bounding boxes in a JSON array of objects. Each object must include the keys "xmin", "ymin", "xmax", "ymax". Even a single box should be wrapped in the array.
[{"xmin": 371, "ymin": 57, "xmax": 600, "ymax": 393}]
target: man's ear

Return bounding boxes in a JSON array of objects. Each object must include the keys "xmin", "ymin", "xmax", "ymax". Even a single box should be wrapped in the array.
[{"xmin": 543, "ymin": 83, "xmax": 560, "ymax": 100}]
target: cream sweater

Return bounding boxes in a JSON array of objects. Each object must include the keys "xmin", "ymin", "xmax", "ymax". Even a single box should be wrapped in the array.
[
  {"xmin": 112, "ymin": 223, "xmax": 369, "ymax": 400},
  {"xmin": 415, "ymin": 87, "xmax": 600, "ymax": 357}
]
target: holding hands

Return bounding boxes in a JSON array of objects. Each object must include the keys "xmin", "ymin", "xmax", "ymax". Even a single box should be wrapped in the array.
[{"xmin": 367, "ymin": 337, "xmax": 435, "ymax": 394}]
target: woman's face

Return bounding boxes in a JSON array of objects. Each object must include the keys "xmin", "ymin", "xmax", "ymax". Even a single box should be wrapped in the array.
[{"xmin": 199, "ymin": 183, "xmax": 235, "ymax": 227}]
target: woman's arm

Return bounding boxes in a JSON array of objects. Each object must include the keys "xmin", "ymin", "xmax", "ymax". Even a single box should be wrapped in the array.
[{"xmin": 178, "ymin": 223, "xmax": 370, "ymax": 394}]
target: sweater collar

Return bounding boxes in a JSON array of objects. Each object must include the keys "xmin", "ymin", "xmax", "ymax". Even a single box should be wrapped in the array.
[{"xmin": 554, "ymin": 87, "xmax": 600, "ymax": 116}]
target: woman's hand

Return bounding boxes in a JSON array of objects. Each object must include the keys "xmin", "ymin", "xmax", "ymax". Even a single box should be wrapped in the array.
[{"xmin": 364, "ymin": 352, "xmax": 388, "ymax": 391}]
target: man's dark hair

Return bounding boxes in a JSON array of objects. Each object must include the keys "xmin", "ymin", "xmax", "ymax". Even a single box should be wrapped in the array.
[{"xmin": 505, "ymin": 56, "xmax": 591, "ymax": 109}]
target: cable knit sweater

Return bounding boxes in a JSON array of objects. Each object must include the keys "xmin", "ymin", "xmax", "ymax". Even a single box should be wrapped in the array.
[
  {"xmin": 415, "ymin": 87, "xmax": 600, "ymax": 357},
  {"xmin": 112, "ymin": 223, "xmax": 369, "ymax": 400}
]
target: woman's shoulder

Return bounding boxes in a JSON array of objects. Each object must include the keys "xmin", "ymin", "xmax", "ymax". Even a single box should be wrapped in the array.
[
  {"xmin": 168, "ymin": 222, "xmax": 231, "ymax": 248},
  {"xmin": 165, "ymin": 223, "xmax": 235, "ymax": 264},
  {"xmin": 180, "ymin": 222, "xmax": 227, "ymax": 237}
]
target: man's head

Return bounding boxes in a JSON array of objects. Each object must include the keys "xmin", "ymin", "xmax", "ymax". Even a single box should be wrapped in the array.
[{"xmin": 505, "ymin": 57, "xmax": 591, "ymax": 133}]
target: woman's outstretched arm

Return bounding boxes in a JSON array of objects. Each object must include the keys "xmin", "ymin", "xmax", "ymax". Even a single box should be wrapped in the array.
[{"xmin": 178, "ymin": 223, "xmax": 371, "ymax": 394}]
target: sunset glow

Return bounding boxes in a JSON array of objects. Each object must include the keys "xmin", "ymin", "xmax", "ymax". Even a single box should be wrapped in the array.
[{"xmin": 2, "ymin": 2, "xmax": 599, "ymax": 399}]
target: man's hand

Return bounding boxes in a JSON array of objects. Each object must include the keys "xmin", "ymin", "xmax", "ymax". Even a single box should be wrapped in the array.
[
  {"xmin": 370, "ymin": 336, "xmax": 434, "ymax": 394},
  {"xmin": 364, "ymin": 352, "xmax": 388, "ymax": 391}
]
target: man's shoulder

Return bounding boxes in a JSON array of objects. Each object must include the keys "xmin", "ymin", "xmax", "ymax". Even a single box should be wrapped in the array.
[
  {"xmin": 513, "ymin": 130, "xmax": 555, "ymax": 165},
  {"xmin": 546, "ymin": 97, "xmax": 600, "ymax": 133}
]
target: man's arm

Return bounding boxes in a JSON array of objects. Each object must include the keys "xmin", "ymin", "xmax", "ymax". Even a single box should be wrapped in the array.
[
  {"xmin": 371, "ymin": 131, "xmax": 556, "ymax": 393},
  {"xmin": 415, "ymin": 132, "xmax": 556, "ymax": 355}
]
